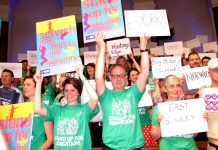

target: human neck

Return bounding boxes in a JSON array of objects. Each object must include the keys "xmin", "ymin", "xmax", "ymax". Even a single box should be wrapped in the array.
[{"xmin": 3, "ymin": 84, "xmax": 11, "ymax": 88}]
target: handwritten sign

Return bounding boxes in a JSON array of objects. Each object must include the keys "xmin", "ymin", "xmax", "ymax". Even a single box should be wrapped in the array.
[
  {"xmin": 151, "ymin": 56, "xmax": 182, "ymax": 78},
  {"xmin": 0, "ymin": 63, "xmax": 22, "ymax": 78},
  {"xmin": 81, "ymin": 0, "xmax": 125, "ymax": 43},
  {"xmin": 203, "ymin": 41, "xmax": 218, "ymax": 53},
  {"xmin": 164, "ymin": 41, "xmax": 183, "ymax": 55},
  {"xmin": 84, "ymin": 51, "xmax": 98, "ymax": 65},
  {"xmin": 185, "ymin": 38, "xmax": 201, "ymax": 49},
  {"xmin": 36, "ymin": 15, "xmax": 81, "ymax": 77},
  {"xmin": 150, "ymin": 46, "xmax": 164, "ymax": 56},
  {"xmin": 27, "ymin": 51, "xmax": 37, "ymax": 66},
  {"xmin": 107, "ymin": 38, "xmax": 131, "ymax": 56},
  {"xmin": 0, "ymin": 102, "xmax": 34, "ymax": 149},
  {"xmin": 196, "ymin": 35, "xmax": 208, "ymax": 44},
  {"xmin": 158, "ymin": 99, "xmax": 208, "ymax": 137},
  {"xmin": 124, "ymin": 10, "xmax": 170, "ymax": 37},
  {"xmin": 183, "ymin": 66, "xmax": 212, "ymax": 90},
  {"xmin": 18, "ymin": 53, "xmax": 27, "ymax": 62},
  {"xmin": 202, "ymin": 88, "xmax": 218, "ymax": 112}
]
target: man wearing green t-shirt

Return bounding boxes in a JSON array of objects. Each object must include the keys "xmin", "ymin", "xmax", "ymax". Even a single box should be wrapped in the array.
[{"xmin": 95, "ymin": 33, "xmax": 150, "ymax": 150}]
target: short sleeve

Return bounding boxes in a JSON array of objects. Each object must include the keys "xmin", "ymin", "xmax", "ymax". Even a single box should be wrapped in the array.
[
  {"xmin": 45, "ymin": 105, "xmax": 55, "ymax": 121},
  {"xmin": 151, "ymin": 106, "xmax": 159, "ymax": 126},
  {"xmin": 85, "ymin": 103, "xmax": 99, "ymax": 120}
]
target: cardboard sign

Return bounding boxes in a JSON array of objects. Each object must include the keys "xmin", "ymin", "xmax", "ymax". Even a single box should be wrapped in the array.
[
  {"xmin": 36, "ymin": 15, "xmax": 81, "ymax": 77},
  {"xmin": 18, "ymin": 53, "xmax": 27, "ymax": 62},
  {"xmin": 203, "ymin": 41, "xmax": 218, "ymax": 53},
  {"xmin": 84, "ymin": 51, "xmax": 98, "ymax": 65},
  {"xmin": 27, "ymin": 51, "xmax": 37, "ymax": 66},
  {"xmin": 183, "ymin": 66, "xmax": 212, "ymax": 90},
  {"xmin": 151, "ymin": 56, "xmax": 182, "ymax": 78},
  {"xmin": 196, "ymin": 35, "xmax": 208, "ymax": 44},
  {"xmin": 0, "ymin": 102, "xmax": 34, "ymax": 149},
  {"xmin": 202, "ymin": 88, "xmax": 218, "ymax": 112},
  {"xmin": 0, "ymin": 63, "xmax": 22, "ymax": 78},
  {"xmin": 81, "ymin": 0, "xmax": 125, "ymax": 43},
  {"xmin": 150, "ymin": 46, "xmax": 164, "ymax": 56},
  {"xmin": 185, "ymin": 38, "xmax": 201, "ymax": 49},
  {"xmin": 164, "ymin": 41, "xmax": 183, "ymax": 55},
  {"xmin": 107, "ymin": 38, "xmax": 131, "ymax": 56},
  {"xmin": 124, "ymin": 10, "xmax": 170, "ymax": 37},
  {"xmin": 158, "ymin": 99, "xmax": 208, "ymax": 137}
]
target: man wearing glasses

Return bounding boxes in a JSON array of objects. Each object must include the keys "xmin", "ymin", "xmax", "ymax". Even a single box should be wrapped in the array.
[{"xmin": 95, "ymin": 33, "xmax": 150, "ymax": 150}]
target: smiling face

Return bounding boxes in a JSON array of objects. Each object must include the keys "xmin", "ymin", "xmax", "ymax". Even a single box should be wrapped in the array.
[
  {"xmin": 64, "ymin": 84, "xmax": 79, "ymax": 105},
  {"xmin": 109, "ymin": 65, "xmax": 127, "ymax": 90},
  {"xmin": 23, "ymin": 78, "xmax": 36, "ymax": 100},
  {"xmin": 188, "ymin": 54, "xmax": 201, "ymax": 68},
  {"xmin": 87, "ymin": 65, "xmax": 95, "ymax": 78},
  {"xmin": 129, "ymin": 70, "xmax": 139, "ymax": 84}
]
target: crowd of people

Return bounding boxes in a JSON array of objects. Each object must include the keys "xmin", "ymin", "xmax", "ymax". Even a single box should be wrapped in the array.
[{"xmin": 0, "ymin": 33, "xmax": 218, "ymax": 150}]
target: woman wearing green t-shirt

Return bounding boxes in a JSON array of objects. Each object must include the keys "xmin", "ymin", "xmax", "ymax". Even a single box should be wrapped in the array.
[
  {"xmin": 151, "ymin": 75, "xmax": 198, "ymax": 150},
  {"xmin": 33, "ymin": 64, "xmax": 99, "ymax": 150},
  {"xmin": 23, "ymin": 76, "xmax": 53, "ymax": 150}
]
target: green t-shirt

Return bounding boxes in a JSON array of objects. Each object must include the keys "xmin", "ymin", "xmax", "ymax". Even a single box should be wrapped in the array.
[
  {"xmin": 99, "ymin": 83, "xmax": 144, "ymax": 150},
  {"xmin": 42, "ymin": 94, "xmax": 53, "ymax": 106},
  {"xmin": 147, "ymin": 70, "xmax": 155, "ymax": 92},
  {"xmin": 152, "ymin": 106, "xmax": 197, "ymax": 150},
  {"xmin": 46, "ymin": 103, "xmax": 98, "ymax": 150},
  {"xmin": 138, "ymin": 107, "xmax": 151, "ymax": 126},
  {"xmin": 44, "ymin": 83, "xmax": 56, "ymax": 100}
]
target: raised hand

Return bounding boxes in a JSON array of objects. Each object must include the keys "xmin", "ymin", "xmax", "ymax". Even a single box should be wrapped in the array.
[
  {"xmin": 140, "ymin": 34, "xmax": 150, "ymax": 50},
  {"xmin": 95, "ymin": 32, "xmax": 105, "ymax": 51},
  {"xmin": 33, "ymin": 69, "xmax": 43, "ymax": 83}
]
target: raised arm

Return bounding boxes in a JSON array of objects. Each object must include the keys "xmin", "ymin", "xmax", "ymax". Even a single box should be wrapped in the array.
[
  {"xmin": 136, "ymin": 34, "xmax": 150, "ymax": 92},
  {"xmin": 128, "ymin": 52, "xmax": 141, "ymax": 72},
  {"xmin": 77, "ymin": 64, "xmax": 98, "ymax": 111},
  {"xmin": 33, "ymin": 70, "xmax": 47, "ymax": 116},
  {"xmin": 95, "ymin": 33, "xmax": 106, "ymax": 96}
]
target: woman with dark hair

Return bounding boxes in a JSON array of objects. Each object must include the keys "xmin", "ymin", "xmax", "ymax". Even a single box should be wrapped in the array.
[
  {"xmin": 33, "ymin": 64, "xmax": 99, "ymax": 150},
  {"xmin": 23, "ymin": 76, "xmax": 53, "ymax": 150},
  {"xmin": 86, "ymin": 63, "xmax": 95, "ymax": 79}
]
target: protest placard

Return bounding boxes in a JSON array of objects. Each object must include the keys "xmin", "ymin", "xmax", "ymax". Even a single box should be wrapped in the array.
[
  {"xmin": 81, "ymin": 0, "xmax": 125, "ymax": 43},
  {"xmin": 150, "ymin": 46, "xmax": 164, "ymax": 56},
  {"xmin": 84, "ymin": 51, "xmax": 98, "ymax": 65},
  {"xmin": 203, "ymin": 41, "xmax": 218, "ymax": 52},
  {"xmin": 164, "ymin": 41, "xmax": 183, "ymax": 55},
  {"xmin": 36, "ymin": 15, "xmax": 81, "ymax": 77},
  {"xmin": 198, "ymin": 53, "xmax": 217, "ymax": 59},
  {"xmin": 0, "ymin": 63, "xmax": 22, "ymax": 78},
  {"xmin": 124, "ymin": 10, "xmax": 170, "ymax": 37},
  {"xmin": 183, "ymin": 66, "xmax": 211, "ymax": 90},
  {"xmin": 184, "ymin": 38, "xmax": 201, "ymax": 49},
  {"xmin": 27, "ymin": 51, "xmax": 37, "ymax": 66},
  {"xmin": 196, "ymin": 35, "xmax": 208, "ymax": 44},
  {"xmin": 158, "ymin": 99, "xmax": 208, "ymax": 137},
  {"xmin": 151, "ymin": 56, "xmax": 182, "ymax": 78},
  {"xmin": 0, "ymin": 102, "xmax": 34, "ymax": 149},
  {"xmin": 202, "ymin": 88, "xmax": 218, "ymax": 112},
  {"xmin": 18, "ymin": 53, "xmax": 27, "ymax": 62},
  {"xmin": 107, "ymin": 38, "xmax": 131, "ymax": 56}
]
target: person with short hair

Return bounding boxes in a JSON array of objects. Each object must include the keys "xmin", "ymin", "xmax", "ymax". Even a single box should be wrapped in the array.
[
  {"xmin": 0, "ymin": 69, "xmax": 24, "ymax": 104},
  {"xmin": 201, "ymin": 56, "xmax": 211, "ymax": 66}
]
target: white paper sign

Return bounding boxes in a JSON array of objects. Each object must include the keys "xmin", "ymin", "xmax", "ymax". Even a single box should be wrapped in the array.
[
  {"xmin": 185, "ymin": 38, "xmax": 201, "ymax": 49},
  {"xmin": 151, "ymin": 56, "xmax": 182, "ymax": 78},
  {"xmin": 202, "ymin": 88, "xmax": 218, "ymax": 112},
  {"xmin": 84, "ymin": 51, "xmax": 98, "ymax": 65},
  {"xmin": 198, "ymin": 53, "xmax": 217, "ymax": 59},
  {"xmin": 107, "ymin": 38, "xmax": 131, "ymax": 56},
  {"xmin": 183, "ymin": 66, "xmax": 212, "ymax": 90},
  {"xmin": 203, "ymin": 41, "xmax": 218, "ymax": 52},
  {"xmin": 150, "ymin": 46, "xmax": 164, "ymax": 56},
  {"xmin": 124, "ymin": 10, "xmax": 170, "ymax": 37},
  {"xmin": 0, "ymin": 63, "xmax": 22, "ymax": 78},
  {"xmin": 18, "ymin": 53, "xmax": 27, "ymax": 62},
  {"xmin": 27, "ymin": 51, "xmax": 37, "ymax": 66},
  {"xmin": 138, "ymin": 84, "xmax": 153, "ymax": 107},
  {"xmin": 196, "ymin": 35, "xmax": 208, "ymax": 44},
  {"xmin": 164, "ymin": 41, "xmax": 183, "ymax": 55},
  {"xmin": 158, "ymin": 99, "xmax": 208, "ymax": 137}
]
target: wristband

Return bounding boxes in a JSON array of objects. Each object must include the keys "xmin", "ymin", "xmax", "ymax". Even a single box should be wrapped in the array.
[{"xmin": 140, "ymin": 49, "xmax": 149, "ymax": 52}]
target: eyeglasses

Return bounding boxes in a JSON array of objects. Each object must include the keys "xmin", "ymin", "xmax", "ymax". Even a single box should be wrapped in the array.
[{"xmin": 110, "ymin": 74, "xmax": 127, "ymax": 79}]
